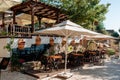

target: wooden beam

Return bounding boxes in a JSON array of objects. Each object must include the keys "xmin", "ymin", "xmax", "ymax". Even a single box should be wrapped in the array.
[
  {"xmin": 37, "ymin": 16, "xmax": 42, "ymax": 29},
  {"xmin": 10, "ymin": 0, "xmax": 68, "ymax": 25},
  {"xmin": 31, "ymin": 8, "xmax": 34, "ymax": 33},
  {"xmin": 11, "ymin": 1, "xmax": 31, "ymax": 11},
  {"xmin": 56, "ymin": 11, "xmax": 60, "ymax": 23},
  {"xmin": 2, "ymin": 12, "xmax": 5, "ymax": 27},
  {"xmin": 13, "ymin": 11, "xmax": 16, "ymax": 24}
]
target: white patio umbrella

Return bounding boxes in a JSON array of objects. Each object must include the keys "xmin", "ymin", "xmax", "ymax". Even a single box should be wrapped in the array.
[
  {"xmin": 37, "ymin": 20, "xmax": 99, "ymax": 36},
  {"xmin": 86, "ymin": 33, "xmax": 116, "ymax": 40},
  {"xmin": 36, "ymin": 20, "xmax": 99, "ymax": 77},
  {"xmin": 0, "ymin": 0, "xmax": 21, "ymax": 12}
]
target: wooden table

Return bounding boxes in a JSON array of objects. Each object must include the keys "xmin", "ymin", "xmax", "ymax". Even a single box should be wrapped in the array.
[
  {"xmin": 89, "ymin": 52, "xmax": 96, "ymax": 55},
  {"xmin": 72, "ymin": 53, "xmax": 84, "ymax": 56},
  {"xmin": 49, "ymin": 55, "xmax": 62, "ymax": 59}
]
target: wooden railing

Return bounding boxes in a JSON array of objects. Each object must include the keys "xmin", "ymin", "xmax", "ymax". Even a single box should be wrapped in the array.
[{"xmin": 0, "ymin": 24, "xmax": 31, "ymax": 38}]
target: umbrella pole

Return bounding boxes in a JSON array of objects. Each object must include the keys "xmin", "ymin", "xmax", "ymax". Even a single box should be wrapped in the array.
[
  {"xmin": 57, "ymin": 36, "xmax": 73, "ymax": 78},
  {"xmin": 65, "ymin": 36, "xmax": 68, "ymax": 73}
]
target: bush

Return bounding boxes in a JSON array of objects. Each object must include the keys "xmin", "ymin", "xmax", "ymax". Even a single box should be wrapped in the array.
[
  {"xmin": 107, "ymin": 48, "xmax": 115, "ymax": 55},
  {"xmin": 0, "ymin": 31, "xmax": 7, "ymax": 36}
]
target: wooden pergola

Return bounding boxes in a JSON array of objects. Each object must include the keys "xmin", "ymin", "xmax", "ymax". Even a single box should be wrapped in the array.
[{"xmin": 11, "ymin": 0, "xmax": 68, "ymax": 33}]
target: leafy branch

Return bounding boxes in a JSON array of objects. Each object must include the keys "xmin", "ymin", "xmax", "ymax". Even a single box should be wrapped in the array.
[{"xmin": 4, "ymin": 37, "xmax": 14, "ymax": 52}]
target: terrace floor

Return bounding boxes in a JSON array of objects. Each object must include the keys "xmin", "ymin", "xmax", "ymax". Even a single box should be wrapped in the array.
[{"xmin": 1, "ymin": 58, "xmax": 120, "ymax": 80}]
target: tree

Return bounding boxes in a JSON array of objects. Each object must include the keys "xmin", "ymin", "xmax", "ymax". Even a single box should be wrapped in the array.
[
  {"xmin": 40, "ymin": 0, "xmax": 110, "ymax": 30},
  {"xmin": 96, "ymin": 22, "xmax": 108, "ymax": 34},
  {"xmin": 60, "ymin": 0, "xmax": 110, "ymax": 30},
  {"xmin": 111, "ymin": 31, "xmax": 119, "ymax": 37}
]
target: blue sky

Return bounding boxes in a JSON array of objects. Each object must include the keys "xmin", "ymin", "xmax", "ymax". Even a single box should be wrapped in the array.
[{"xmin": 100, "ymin": 0, "xmax": 120, "ymax": 33}]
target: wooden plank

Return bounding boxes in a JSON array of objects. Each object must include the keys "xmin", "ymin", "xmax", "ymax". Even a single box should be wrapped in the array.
[{"xmin": 31, "ymin": 8, "xmax": 34, "ymax": 33}]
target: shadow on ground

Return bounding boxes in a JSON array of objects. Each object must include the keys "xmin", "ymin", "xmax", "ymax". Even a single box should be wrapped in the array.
[{"xmin": 71, "ymin": 60, "xmax": 120, "ymax": 80}]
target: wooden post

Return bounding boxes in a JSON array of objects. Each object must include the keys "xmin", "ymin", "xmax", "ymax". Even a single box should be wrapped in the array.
[
  {"xmin": 12, "ymin": 10, "xmax": 16, "ymax": 35},
  {"xmin": 13, "ymin": 11, "xmax": 16, "ymax": 24},
  {"xmin": 56, "ymin": 11, "xmax": 59, "ymax": 24},
  {"xmin": 2, "ymin": 12, "xmax": 5, "ymax": 28},
  {"xmin": 31, "ymin": 8, "xmax": 34, "ymax": 33},
  {"xmin": 38, "ymin": 17, "xmax": 41, "ymax": 29}
]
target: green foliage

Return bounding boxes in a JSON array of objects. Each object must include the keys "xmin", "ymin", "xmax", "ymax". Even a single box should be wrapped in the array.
[
  {"xmin": 101, "ymin": 29, "xmax": 108, "ymax": 35},
  {"xmin": 96, "ymin": 22, "xmax": 108, "ymax": 34},
  {"xmin": 0, "ymin": 31, "xmax": 7, "ymax": 36},
  {"xmin": 4, "ymin": 38, "xmax": 14, "ymax": 52},
  {"xmin": 60, "ymin": 0, "xmax": 110, "ymax": 30},
  {"xmin": 38, "ymin": 0, "xmax": 110, "ymax": 30},
  {"xmin": 107, "ymin": 48, "xmax": 115, "ymax": 55},
  {"xmin": 111, "ymin": 31, "xmax": 119, "ymax": 37},
  {"xmin": 96, "ymin": 22, "xmax": 105, "ymax": 30}
]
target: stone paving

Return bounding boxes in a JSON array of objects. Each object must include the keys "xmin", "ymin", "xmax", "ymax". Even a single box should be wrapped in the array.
[
  {"xmin": 1, "ymin": 59, "xmax": 120, "ymax": 80},
  {"xmin": 42, "ymin": 59, "xmax": 120, "ymax": 80}
]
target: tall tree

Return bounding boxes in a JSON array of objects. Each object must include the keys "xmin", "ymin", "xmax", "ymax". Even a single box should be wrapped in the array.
[{"xmin": 60, "ymin": 0, "xmax": 110, "ymax": 30}]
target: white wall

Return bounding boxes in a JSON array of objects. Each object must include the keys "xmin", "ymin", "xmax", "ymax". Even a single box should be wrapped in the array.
[
  {"xmin": 11, "ymin": 36, "xmax": 62, "ymax": 48},
  {"xmin": 0, "ymin": 38, "xmax": 10, "ymax": 58}
]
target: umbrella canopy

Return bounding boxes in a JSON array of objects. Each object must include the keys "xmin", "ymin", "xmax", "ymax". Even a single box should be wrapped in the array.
[
  {"xmin": 36, "ymin": 20, "xmax": 99, "ymax": 72},
  {"xmin": 0, "ymin": 0, "xmax": 21, "ymax": 12},
  {"xmin": 37, "ymin": 20, "xmax": 99, "ymax": 37},
  {"xmin": 86, "ymin": 33, "xmax": 115, "ymax": 40}
]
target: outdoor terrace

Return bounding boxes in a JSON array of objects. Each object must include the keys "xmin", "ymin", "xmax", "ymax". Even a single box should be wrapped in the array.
[{"xmin": 0, "ymin": 0, "xmax": 68, "ymax": 38}]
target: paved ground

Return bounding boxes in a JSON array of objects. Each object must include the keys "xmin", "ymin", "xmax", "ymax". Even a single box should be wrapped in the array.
[
  {"xmin": 0, "ymin": 71, "xmax": 36, "ymax": 80},
  {"xmin": 1, "ymin": 58, "xmax": 120, "ymax": 80},
  {"xmin": 42, "ymin": 58, "xmax": 120, "ymax": 80}
]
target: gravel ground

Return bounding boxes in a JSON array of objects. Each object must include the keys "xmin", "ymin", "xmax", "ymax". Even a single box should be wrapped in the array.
[{"xmin": 1, "ymin": 58, "xmax": 120, "ymax": 80}]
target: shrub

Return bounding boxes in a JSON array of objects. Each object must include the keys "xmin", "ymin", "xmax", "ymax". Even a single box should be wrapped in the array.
[{"xmin": 107, "ymin": 48, "xmax": 115, "ymax": 55}]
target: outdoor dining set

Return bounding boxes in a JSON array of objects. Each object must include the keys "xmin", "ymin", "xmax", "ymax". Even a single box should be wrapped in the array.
[{"xmin": 11, "ymin": 37, "xmax": 106, "ymax": 72}]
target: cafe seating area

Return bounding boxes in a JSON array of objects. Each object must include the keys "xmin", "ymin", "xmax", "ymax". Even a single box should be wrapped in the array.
[{"xmin": 11, "ymin": 47, "xmax": 106, "ymax": 73}]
